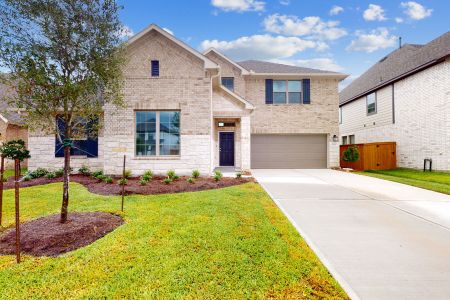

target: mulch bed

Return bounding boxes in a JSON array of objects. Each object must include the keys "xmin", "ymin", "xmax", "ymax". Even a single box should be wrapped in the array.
[
  {"xmin": 0, "ymin": 212, "xmax": 123, "ymax": 257},
  {"xmin": 3, "ymin": 174, "xmax": 252, "ymax": 196}
]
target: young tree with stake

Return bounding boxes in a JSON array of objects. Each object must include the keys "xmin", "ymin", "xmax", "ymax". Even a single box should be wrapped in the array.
[{"xmin": 0, "ymin": 0, "xmax": 126, "ymax": 223}]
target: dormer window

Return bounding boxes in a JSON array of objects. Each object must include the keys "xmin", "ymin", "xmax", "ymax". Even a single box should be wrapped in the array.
[{"xmin": 151, "ymin": 60, "xmax": 159, "ymax": 77}]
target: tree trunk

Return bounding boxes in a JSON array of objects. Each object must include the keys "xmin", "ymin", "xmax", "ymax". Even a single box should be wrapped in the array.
[
  {"xmin": 60, "ymin": 145, "xmax": 71, "ymax": 223},
  {"xmin": 14, "ymin": 159, "xmax": 20, "ymax": 263},
  {"xmin": 0, "ymin": 156, "xmax": 4, "ymax": 226}
]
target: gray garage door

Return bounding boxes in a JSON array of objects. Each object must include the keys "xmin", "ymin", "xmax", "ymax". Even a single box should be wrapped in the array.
[{"xmin": 251, "ymin": 134, "xmax": 327, "ymax": 169}]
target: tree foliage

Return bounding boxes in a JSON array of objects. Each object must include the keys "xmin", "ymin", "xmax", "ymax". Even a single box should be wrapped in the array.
[{"xmin": 0, "ymin": 139, "xmax": 30, "ymax": 161}]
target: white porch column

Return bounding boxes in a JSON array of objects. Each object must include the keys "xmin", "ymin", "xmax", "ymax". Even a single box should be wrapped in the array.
[{"xmin": 241, "ymin": 116, "xmax": 251, "ymax": 171}]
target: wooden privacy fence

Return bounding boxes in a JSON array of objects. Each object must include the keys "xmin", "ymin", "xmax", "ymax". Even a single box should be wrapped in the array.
[{"xmin": 340, "ymin": 142, "xmax": 396, "ymax": 171}]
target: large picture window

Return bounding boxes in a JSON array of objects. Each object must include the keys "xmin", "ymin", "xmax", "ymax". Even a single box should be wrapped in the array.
[
  {"xmin": 135, "ymin": 111, "xmax": 180, "ymax": 156},
  {"xmin": 273, "ymin": 80, "xmax": 302, "ymax": 104}
]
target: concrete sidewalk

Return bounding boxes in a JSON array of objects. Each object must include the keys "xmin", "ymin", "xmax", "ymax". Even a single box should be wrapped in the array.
[{"xmin": 253, "ymin": 169, "xmax": 450, "ymax": 300}]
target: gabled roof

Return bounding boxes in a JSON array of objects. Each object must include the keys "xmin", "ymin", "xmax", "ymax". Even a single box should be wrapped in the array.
[
  {"xmin": 219, "ymin": 85, "xmax": 254, "ymax": 110},
  {"xmin": 127, "ymin": 24, "xmax": 218, "ymax": 70},
  {"xmin": 203, "ymin": 48, "xmax": 250, "ymax": 75},
  {"xmin": 340, "ymin": 30, "xmax": 450, "ymax": 105},
  {"xmin": 238, "ymin": 60, "xmax": 346, "ymax": 78},
  {"xmin": 0, "ymin": 81, "xmax": 24, "ymax": 126}
]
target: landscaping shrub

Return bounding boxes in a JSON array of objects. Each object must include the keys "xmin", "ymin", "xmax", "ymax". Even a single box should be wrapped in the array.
[
  {"xmin": 54, "ymin": 168, "xmax": 64, "ymax": 177},
  {"xmin": 166, "ymin": 170, "xmax": 176, "ymax": 179},
  {"xmin": 143, "ymin": 170, "xmax": 153, "ymax": 178},
  {"xmin": 162, "ymin": 178, "xmax": 172, "ymax": 185},
  {"xmin": 142, "ymin": 174, "xmax": 152, "ymax": 182},
  {"xmin": 343, "ymin": 146, "xmax": 360, "ymax": 162},
  {"xmin": 46, "ymin": 172, "xmax": 56, "ymax": 179},
  {"xmin": 123, "ymin": 170, "xmax": 132, "ymax": 179},
  {"xmin": 23, "ymin": 176, "xmax": 31, "ymax": 182},
  {"xmin": 118, "ymin": 178, "xmax": 128, "ymax": 186},
  {"xmin": 213, "ymin": 170, "xmax": 223, "ymax": 182},
  {"xmin": 187, "ymin": 177, "xmax": 195, "ymax": 184},
  {"xmin": 192, "ymin": 170, "xmax": 200, "ymax": 178},
  {"xmin": 103, "ymin": 176, "xmax": 113, "ymax": 184},
  {"xmin": 79, "ymin": 165, "xmax": 91, "ymax": 176},
  {"xmin": 28, "ymin": 168, "xmax": 49, "ymax": 179},
  {"xmin": 172, "ymin": 175, "xmax": 180, "ymax": 180},
  {"xmin": 91, "ymin": 170, "xmax": 103, "ymax": 178},
  {"xmin": 236, "ymin": 172, "xmax": 242, "ymax": 179},
  {"xmin": 96, "ymin": 174, "xmax": 107, "ymax": 181},
  {"xmin": 139, "ymin": 178, "xmax": 148, "ymax": 186}
]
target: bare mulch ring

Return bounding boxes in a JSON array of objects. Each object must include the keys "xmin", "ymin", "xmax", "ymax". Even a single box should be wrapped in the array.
[
  {"xmin": 0, "ymin": 212, "xmax": 123, "ymax": 257},
  {"xmin": 4, "ymin": 174, "xmax": 252, "ymax": 196}
]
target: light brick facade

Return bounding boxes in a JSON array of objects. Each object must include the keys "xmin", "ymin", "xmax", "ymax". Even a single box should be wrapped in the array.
[
  {"xmin": 27, "ymin": 25, "xmax": 343, "ymax": 174},
  {"xmin": 340, "ymin": 60, "xmax": 450, "ymax": 171}
]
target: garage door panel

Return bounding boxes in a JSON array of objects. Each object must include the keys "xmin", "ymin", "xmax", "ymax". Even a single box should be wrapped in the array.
[{"xmin": 251, "ymin": 134, "xmax": 327, "ymax": 169}]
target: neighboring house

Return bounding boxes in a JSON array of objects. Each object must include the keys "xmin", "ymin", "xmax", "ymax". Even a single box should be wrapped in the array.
[
  {"xmin": 339, "ymin": 31, "xmax": 450, "ymax": 171},
  {"xmin": 0, "ymin": 81, "xmax": 28, "ymax": 168},
  {"xmin": 28, "ymin": 24, "xmax": 347, "ymax": 175}
]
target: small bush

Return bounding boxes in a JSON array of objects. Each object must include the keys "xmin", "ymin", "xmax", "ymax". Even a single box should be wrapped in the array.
[
  {"xmin": 46, "ymin": 172, "xmax": 56, "ymax": 179},
  {"xmin": 96, "ymin": 174, "xmax": 107, "ymax": 181},
  {"xmin": 162, "ymin": 178, "xmax": 172, "ymax": 185},
  {"xmin": 142, "ymin": 174, "xmax": 152, "ymax": 182},
  {"xmin": 139, "ymin": 178, "xmax": 148, "ymax": 186},
  {"xmin": 123, "ymin": 169, "xmax": 132, "ymax": 179},
  {"xmin": 213, "ymin": 170, "xmax": 223, "ymax": 182},
  {"xmin": 103, "ymin": 176, "xmax": 113, "ymax": 184},
  {"xmin": 343, "ymin": 146, "xmax": 360, "ymax": 162},
  {"xmin": 166, "ymin": 170, "xmax": 176, "ymax": 179},
  {"xmin": 143, "ymin": 170, "xmax": 153, "ymax": 178},
  {"xmin": 192, "ymin": 170, "xmax": 200, "ymax": 178},
  {"xmin": 172, "ymin": 175, "xmax": 180, "ymax": 180},
  {"xmin": 54, "ymin": 168, "xmax": 64, "ymax": 177},
  {"xmin": 29, "ymin": 168, "xmax": 49, "ymax": 178},
  {"xmin": 187, "ymin": 177, "xmax": 195, "ymax": 184},
  {"xmin": 118, "ymin": 178, "xmax": 128, "ymax": 186},
  {"xmin": 235, "ymin": 172, "xmax": 242, "ymax": 179},
  {"xmin": 79, "ymin": 165, "xmax": 91, "ymax": 176},
  {"xmin": 23, "ymin": 176, "xmax": 32, "ymax": 182},
  {"xmin": 91, "ymin": 170, "xmax": 103, "ymax": 178}
]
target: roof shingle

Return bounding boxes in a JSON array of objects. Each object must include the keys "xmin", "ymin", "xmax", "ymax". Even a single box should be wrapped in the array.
[
  {"xmin": 237, "ymin": 60, "xmax": 342, "ymax": 74},
  {"xmin": 340, "ymin": 31, "xmax": 450, "ymax": 105}
]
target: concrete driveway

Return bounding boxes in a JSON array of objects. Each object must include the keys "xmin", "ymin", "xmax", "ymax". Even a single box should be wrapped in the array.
[{"xmin": 252, "ymin": 169, "xmax": 450, "ymax": 300}]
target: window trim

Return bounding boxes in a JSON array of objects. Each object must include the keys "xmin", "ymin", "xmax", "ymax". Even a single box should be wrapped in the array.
[
  {"xmin": 366, "ymin": 92, "xmax": 377, "ymax": 116},
  {"xmin": 272, "ymin": 80, "xmax": 303, "ymax": 104},
  {"xmin": 135, "ymin": 110, "xmax": 180, "ymax": 158}
]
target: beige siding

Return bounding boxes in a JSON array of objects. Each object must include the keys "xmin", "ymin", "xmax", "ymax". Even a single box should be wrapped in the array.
[{"xmin": 340, "ymin": 60, "xmax": 450, "ymax": 170}]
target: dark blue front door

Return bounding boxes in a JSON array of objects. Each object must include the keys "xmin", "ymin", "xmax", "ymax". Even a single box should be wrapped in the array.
[{"xmin": 219, "ymin": 132, "xmax": 234, "ymax": 166}]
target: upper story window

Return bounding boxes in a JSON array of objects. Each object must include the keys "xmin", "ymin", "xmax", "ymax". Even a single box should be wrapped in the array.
[
  {"xmin": 273, "ymin": 80, "xmax": 302, "ymax": 104},
  {"xmin": 366, "ymin": 92, "xmax": 376, "ymax": 115},
  {"xmin": 151, "ymin": 60, "xmax": 159, "ymax": 77},
  {"xmin": 221, "ymin": 77, "xmax": 234, "ymax": 91},
  {"xmin": 136, "ymin": 111, "xmax": 180, "ymax": 157}
]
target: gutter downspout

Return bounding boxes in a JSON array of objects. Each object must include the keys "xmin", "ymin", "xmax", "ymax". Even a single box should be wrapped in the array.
[{"xmin": 210, "ymin": 69, "xmax": 221, "ymax": 174}]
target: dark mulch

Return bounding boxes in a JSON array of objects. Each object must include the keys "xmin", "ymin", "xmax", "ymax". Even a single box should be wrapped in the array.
[
  {"xmin": 3, "ymin": 174, "xmax": 252, "ymax": 196},
  {"xmin": 0, "ymin": 212, "xmax": 123, "ymax": 257}
]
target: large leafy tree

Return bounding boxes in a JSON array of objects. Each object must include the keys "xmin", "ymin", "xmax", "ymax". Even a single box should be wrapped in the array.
[{"xmin": 0, "ymin": 0, "xmax": 126, "ymax": 223}]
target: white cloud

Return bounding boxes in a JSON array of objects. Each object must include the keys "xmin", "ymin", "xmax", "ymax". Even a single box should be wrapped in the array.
[
  {"xmin": 329, "ymin": 5, "xmax": 344, "ymax": 16},
  {"xmin": 211, "ymin": 0, "xmax": 265, "ymax": 12},
  {"xmin": 363, "ymin": 4, "xmax": 387, "ymax": 21},
  {"xmin": 401, "ymin": 1, "xmax": 432, "ymax": 20},
  {"xmin": 117, "ymin": 25, "xmax": 134, "ymax": 39},
  {"xmin": 162, "ymin": 27, "xmax": 174, "ymax": 35},
  {"xmin": 346, "ymin": 28, "xmax": 397, "ymax": 53},
  {"xmin": 271, "ymin": 58, "xmax": 344, "ymax": 72},
  {"xmin": 200, "ymin": 35, "xmax": 317, "ymax": 60},
  {"xmin": 280, "ymin": 0, "xmax": 290, "ymax": 5},
  {"xmin": 395, "ymin": 17, "xmax": 404, "ymax": 23},
  {"xmin": 263, "ymin": 14, "xmax": 347, "ymax": 41}
]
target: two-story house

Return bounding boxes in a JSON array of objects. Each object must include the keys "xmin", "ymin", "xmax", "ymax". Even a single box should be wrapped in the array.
[
  {"xmin": 340, "ymin": 31, "xmax": 450, "ymax": 171},
  {"xmin": 27, "ymin": 24, "xmax": 347, "ymax": 175}
]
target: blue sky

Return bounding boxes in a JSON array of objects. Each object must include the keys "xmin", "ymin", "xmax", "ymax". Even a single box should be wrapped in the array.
[{"xmin": 119, "ymin": 0, "xmax": 449, "ymax": 88}]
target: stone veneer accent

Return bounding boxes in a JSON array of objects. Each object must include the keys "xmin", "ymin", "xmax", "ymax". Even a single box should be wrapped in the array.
[{"xmin": 340, "ymin": 60, "xmax": 450, "ymax": 171}]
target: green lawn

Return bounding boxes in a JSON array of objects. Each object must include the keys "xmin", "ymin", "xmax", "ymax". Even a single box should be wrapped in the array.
[
  {"xmin": 0, "ymin": 182, "xmax": 347, "ymax": 299},
  {"xmin": 359, "ymin": 168, "xmax": 450, "ymax": 195},
  {"xmin": 2, "ymin": 168, "xmax": 27, "ymax": 180}
]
